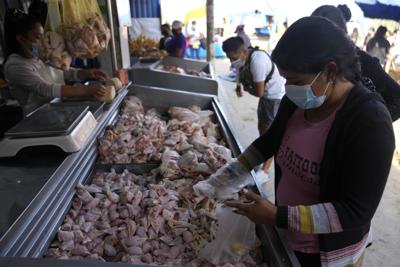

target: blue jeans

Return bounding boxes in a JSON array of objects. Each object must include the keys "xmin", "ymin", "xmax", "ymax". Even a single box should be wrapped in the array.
[{"xmin": 189, "ymin": 45, "xmax": 200, "ymax": 60}]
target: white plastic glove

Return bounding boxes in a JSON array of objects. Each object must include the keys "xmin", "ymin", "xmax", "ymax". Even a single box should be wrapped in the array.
[{"xmin": 193, "ymin": 159, "xmax": 254, "ymax": 200}]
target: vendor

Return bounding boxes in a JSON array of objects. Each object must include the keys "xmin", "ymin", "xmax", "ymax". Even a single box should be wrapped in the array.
[
  {"xmin": 208, "ymin": 17, "xmax": 394, "ymax": 266},
  {"xmin": 166, "ymin": 20, "xmax": 186, "ymax": 58},
  {"xmin": 159, "ymin": 23, "xmax": 172, "ymax": 51},
  {"xmin": 3, "ymin": 9, "xmax": 107, "ymax": 116}
]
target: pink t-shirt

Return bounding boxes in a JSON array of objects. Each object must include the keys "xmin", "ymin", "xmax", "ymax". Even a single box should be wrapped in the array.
[{"xmin": 276, "ymin": 108, "xmax": 337, "ymax": 253}]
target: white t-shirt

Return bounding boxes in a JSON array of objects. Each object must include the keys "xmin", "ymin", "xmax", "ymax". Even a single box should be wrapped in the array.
[
  {"xmin": 250, "ymin": 51, "xmax": 285, "ymax": 100},
  {"xmin": 186, "ymin": 26, "xmax": 200, "ymax": 46}
]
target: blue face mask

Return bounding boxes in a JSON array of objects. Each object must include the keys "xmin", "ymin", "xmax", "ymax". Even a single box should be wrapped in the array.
[
  {"xmin": 31, "ymin": 43, "xmax": 40, "ymax": 58},
  {"xmin": 231, "ymin": 58, "xmax": 245, "ymax": 69},
  {"xmin": 285, "ymin": 71, "xmax": 331, "ymax": 109}
]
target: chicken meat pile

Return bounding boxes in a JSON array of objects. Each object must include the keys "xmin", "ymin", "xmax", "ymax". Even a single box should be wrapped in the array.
[
  {"xmin": 98, "ymin": 97, "xmax": 233, "ymax": 180},
  {"xmin": 46, "ymin": 96, "xmax": 267, "ymax": 266},
  {"xmin": 46, "ymin": 168, "xmax": 265, "ymax": 266},
  {"xmin": 159, "ymin": 65, "xmax": 212, "ymax": 78},
  {"xmin": 64, "ymin": 13, "xmax": 110, "ymax": 59},
  {"xmin": 129, "ymin": 35, "xmax": 168, "ymax": 58},
  {"xmin": 39, "ymin": 31, "xmax": 72, "ymax": 70}
]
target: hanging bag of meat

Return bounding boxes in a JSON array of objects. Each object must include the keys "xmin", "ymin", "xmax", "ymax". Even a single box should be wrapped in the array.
[
  {"xmin": 62, "ymin": 0, "xmax": 110, "ymax": 59},
  {"xmin": 39, "ymin": 0, "xmax": 72, "ymax": 70},
  {"xmin": 86, "ymin": 0, "xmax": 111, "ymax": 51}
]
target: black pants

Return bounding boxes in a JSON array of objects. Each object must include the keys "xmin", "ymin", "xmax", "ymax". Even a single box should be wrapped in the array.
[{"xmin": 294, "ymin": 251, "xmax": 321, "ymax": 267}]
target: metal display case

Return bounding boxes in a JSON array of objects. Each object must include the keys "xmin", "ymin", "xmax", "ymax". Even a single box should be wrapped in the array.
[
  {"xmin": 0, "ymin": 85, "xmax": 299, "ymax": 267},
  {"xmin": 129, "ymin": 57, "xmax": 218, "ymax": 97}
]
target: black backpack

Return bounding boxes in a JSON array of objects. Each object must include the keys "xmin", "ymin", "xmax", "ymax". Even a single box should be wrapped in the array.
[{"xmin": 238, "ymin": 47, "xmax": 275, "ymax": 95}]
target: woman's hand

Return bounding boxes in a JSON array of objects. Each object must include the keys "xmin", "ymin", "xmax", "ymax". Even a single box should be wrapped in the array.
[
  {"xmin": 88, "ymin": 84, "xmax": 107, "ymax": 99},
  {"xmin": 225, "ymin": 189, "xmax": 277, "ymax": 225},
  {"xmin": 78, "ymin": 69, "xmax": 108, "ymax": 81},
  {"xmin": 236, "ymin": 85, "xmax": 244, "ymax": 97}
]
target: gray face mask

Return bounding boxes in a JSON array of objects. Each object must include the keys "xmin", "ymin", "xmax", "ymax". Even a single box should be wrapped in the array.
[{"xmin": 285, "ymin": 71, "xmax": 331, "ymax": 109}]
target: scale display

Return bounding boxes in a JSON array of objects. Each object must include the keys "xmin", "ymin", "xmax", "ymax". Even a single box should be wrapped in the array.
[{"xmin": 5, "ymin": 105, "xmax": 89, "ymax": 138}]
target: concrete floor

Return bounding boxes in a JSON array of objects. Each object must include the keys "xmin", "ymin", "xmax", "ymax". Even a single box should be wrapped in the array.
[{"xmin": 213, "ymin": 58, "xmax": 400, "ymax": 267}]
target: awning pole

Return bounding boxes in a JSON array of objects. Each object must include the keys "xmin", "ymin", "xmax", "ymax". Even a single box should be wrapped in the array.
[
  {"xmin": 106, "ymin": 0, "xmax": 118, "ymax": 73},
  {"xmin": 206, "ymin": 0, "xmax": 214, "ymax": 62}
]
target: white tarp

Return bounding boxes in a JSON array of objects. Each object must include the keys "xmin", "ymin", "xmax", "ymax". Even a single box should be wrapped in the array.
[{"xmin": 129, "ymin": 18, "xmax": 161, "ymax": 40}]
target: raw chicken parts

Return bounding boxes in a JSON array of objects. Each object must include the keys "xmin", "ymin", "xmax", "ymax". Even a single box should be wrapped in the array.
[
  {"xmin": 39, "ymin": 31, "xmax": 72, "ymax": 70},
  {"xmin": 47, "ymin": 167, "xmax": 265, "ymax": 267},
  {"xmin": 98, "ymin": 97, "xmax": 233, "ymax": 175},
  {"xmin": 158, "ymin": 65, "xmax": 212, "ymax": 78},
  {"xmin": 46, "ymin": 95, "xmax": 265, "ymax": 266},
  {"xmin": 64, "ymin": 13, "xmax": 110, "ymax": 59}
]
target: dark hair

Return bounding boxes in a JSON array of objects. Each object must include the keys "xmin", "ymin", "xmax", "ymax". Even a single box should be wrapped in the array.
[
  {"xmin": 367, "ymin": 26, "xmax": 388, "ymax": 50},
  {"xmin": 222, "ymin": 37, "xmax": 244, "ymax": 55},
  {"xmin": 4, "ymin": 9, "xmax": 40, "ymax": 59},
  {"xmin": 28, "ymin": 0, "xmax": 48, "ymax": 27},
  {"xmin": 311, "ymin": 4, "xmax": 351, "ymax": 32},
  {"xmin": 337, "ymin": 4, "xmax": 351, "ymax": 22},
  {"xmin": 271, "ymin": 16, "xmax": 361, "ymax": 83}
]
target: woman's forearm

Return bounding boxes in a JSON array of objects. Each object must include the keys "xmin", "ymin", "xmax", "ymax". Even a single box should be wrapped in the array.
[{"xmin": 60, "ymin": 84, "xmax": 88, "ymax": 97}]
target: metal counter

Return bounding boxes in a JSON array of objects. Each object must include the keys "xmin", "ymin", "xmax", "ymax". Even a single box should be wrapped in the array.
[
  {"xmin": 0, "ymin": 85, "xmax": 129, "ymax": 256},
  {"xmin": 128, "ymin": 57, "xmax": 218, "ymax": 97},
  {"xmin": 0, "ymin": 85, "xmax": 299, "ymax": 267}
]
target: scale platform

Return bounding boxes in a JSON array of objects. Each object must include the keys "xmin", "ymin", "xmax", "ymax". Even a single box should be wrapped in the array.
[{"xmin": 0, "ymin": 104, "xmax": 97, "ymax": 157}]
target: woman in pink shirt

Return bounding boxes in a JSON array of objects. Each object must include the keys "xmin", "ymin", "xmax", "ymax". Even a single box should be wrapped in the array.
[{"xmin": 196, "ymin": 16, "xmax": 394, "ymax": 267}]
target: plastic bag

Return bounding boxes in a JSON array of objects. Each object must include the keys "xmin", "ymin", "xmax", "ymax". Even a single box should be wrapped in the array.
[
  {"xmin": 39, "ymin": 0, "xmax": 72, "ymax": 70},
  {"xmin": 85, "ymin": 0, "xmax": 111, "ymax": 51},
  {"xmin": 193, "ymin": 159, "xmax": 254, "ymax": 200},
  {"xmin": 61, "ymin": 0, "xmax": 110, "ymax": 59},
  {"xmin": 199, "ymin": 206, "xmax": 256, "ymax": 265}
]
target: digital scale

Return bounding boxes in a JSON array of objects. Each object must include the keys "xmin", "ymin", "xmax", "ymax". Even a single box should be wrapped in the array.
[{"xmin": 0, "ymin": 103, "xmax": 98, "ymax": 157}]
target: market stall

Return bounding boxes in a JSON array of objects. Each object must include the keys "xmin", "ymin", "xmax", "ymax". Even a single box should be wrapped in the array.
[{"xmin": 0, "ymin": 84, "xmax": 299, "ymax": 267}]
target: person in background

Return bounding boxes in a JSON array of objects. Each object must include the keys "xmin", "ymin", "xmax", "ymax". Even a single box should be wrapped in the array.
[
  {"xmin": 220, "ymin": 16, "xmax": 394, "ymax": 267},
  {"xmin": 159, "ymin": 23, "xmax": 171, "ymax": 51},
  {"xmin": 351, "ymin": 27, "xmax": 359, "ymax": 45},
  {"xmin": 363, "ymin": 27, "xmax": 375, "ymax": 50},
  {"xmin": 283, "ymin": 21, "xmax": 288, "ymax": 33},
  {"xmin": 312, "ymin": 5, "xmax": 400, "ymax": 121},
  {"xmin": 222, "ymin": 36, "xmax": 285, "ymax": 175},
  {"xmin": 367, "ymin": 26, "xmax": 391, "ymax": 66},
  {"xmin": 3, "ymin": 9, "xmax": 107, "ymax": 116},
  {"xmin": 186, "ymin": 21, "xmax": 201, "ymax": 60},
  {"xmin": 166, "ymin": 20, "xmax": 186, "ymax": 58},
  {"xmin": 235, "ymin": 24, "xmax": 251, "ymax": 49}
]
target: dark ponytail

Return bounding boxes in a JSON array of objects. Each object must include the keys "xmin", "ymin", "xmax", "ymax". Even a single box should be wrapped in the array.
[
  {"xmin": 4, "ymin": 9, "xmax": 40, "ymax": 60},
  {"xmin": 337, "ymin": 4, "xmax": 351, "ymax": 22},
  {"xmin": 271, "ymin": 16, "xmax": 361, "ymax": 83},
  {"xmin": 311, "ymin": 5, "xmax": 351, "ymax": 32}
]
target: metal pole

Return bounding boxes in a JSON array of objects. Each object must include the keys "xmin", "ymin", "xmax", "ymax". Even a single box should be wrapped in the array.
[
  {"xmin": 106, "ymin": 0, "xmax": 118, "ymax": 73},
  {"xmin": 206, "ymin": 0, "xmax": 214, "ymax": 62}
]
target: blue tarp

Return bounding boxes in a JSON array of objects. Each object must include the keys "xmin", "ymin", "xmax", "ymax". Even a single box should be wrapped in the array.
[
  {"xmin": 130, "ymin": 0, "xmax": 161, "ymax": 18},
  {"xmin": 356, "ymin": 0, "xmax": 400, "ymax": 21}
]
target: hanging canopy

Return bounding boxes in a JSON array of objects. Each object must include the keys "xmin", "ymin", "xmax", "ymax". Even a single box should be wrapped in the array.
[{"xmin": 355, "ymin": 0, "xmax": 400, "ymax": 21}]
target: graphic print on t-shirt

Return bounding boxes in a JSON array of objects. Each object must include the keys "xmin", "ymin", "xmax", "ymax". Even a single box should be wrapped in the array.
[
  {"xmin": 275, "ymin": 108, "xmax": 337, "ymax": 253},
  {"xmin": 276, "ymin": 136, "xmax": 320, "ymax": 186}
]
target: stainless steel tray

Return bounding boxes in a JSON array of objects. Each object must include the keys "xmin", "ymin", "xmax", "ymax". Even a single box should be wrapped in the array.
[{"xmin": 151, "ymin": 56, "xmax": 214, "ymax": 78}]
